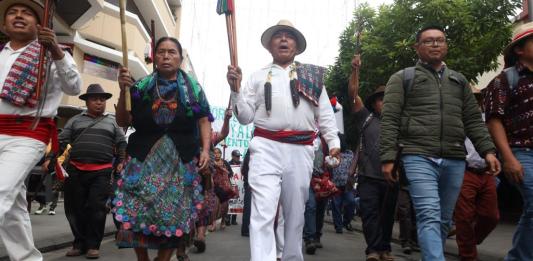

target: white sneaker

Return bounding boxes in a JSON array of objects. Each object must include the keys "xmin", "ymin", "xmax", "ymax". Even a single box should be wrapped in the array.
[
  {"xmin": 34, "ymin": 206, "xmax": 47, "ymax": 215},
  {"xmin": 48, "ymin": 209, "xmax": 56, "ymax": 215}
]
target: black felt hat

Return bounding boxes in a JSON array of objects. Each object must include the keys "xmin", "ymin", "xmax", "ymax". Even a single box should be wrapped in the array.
[{"xmin": 79, "ymin": 84, "xmax": 112, "ymax": 101}]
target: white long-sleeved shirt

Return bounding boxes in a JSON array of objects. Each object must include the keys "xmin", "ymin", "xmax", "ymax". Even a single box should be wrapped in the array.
[
  {"xmin": 0, "ymin": 41, "xmax": 82, "ymax": 117},
  {"xmin": 231, "ymin": 63, "xmax": 340, "ymax": 149}
]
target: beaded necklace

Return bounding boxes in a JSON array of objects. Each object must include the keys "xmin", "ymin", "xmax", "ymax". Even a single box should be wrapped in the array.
[{"xmin": 152, "ymin": 74, "xmax": 179, "ymax": 125}]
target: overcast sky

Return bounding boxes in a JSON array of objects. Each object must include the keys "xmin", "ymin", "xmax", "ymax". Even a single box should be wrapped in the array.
[{"xmin": 180, "ymin": 0, "xmax": 393, "ymax": 107}]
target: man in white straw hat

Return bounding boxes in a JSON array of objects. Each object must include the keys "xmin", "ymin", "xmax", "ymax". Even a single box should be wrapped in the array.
[
  {"xmin": 0, "ymin": 0, "xmax": 82, "ymax": 260},
  {"xmin": 226, "ymin": 19, "xmax": 340, "ymax": 261},
  {"xmin": 485, "ymin": 23, "xmax": 533, "ymax": 261}
]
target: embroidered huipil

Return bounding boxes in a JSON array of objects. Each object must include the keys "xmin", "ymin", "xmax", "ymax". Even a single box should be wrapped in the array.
[
  {"xmin": 231, "ymin": 63, "xmax": 340, "ymax": 149},
  {"xmin": 0, "ymin": 41, "xmax": 82, "ymax": 117}
]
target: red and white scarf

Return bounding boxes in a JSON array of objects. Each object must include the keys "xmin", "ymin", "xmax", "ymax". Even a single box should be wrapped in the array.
[{"xmin": 0, "ymin": 41, "xmax": 42, "ymax": 108}]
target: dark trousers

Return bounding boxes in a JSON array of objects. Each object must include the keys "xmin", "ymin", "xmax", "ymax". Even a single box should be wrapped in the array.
[
  {"xmin": 303, "ymin": 188, "xmax": 327, "ymax": 241},
  {"xmin": 64, "ymin": 166, "xmax": 111, "ymax": 250},
  {"xmin": 454, "ymin": 171, "xmax": 499, "ymax": 261},
  {"xmin": 241, "ymin": 182, "xmax": 251, "ymax": 236},
  {"xmin": 397, "ymin": 188, "xmax": 417, "ymax": 247},
  {"xmin": 359, "ymin": 176, "xmax": 398, "ymax": 255},
  {"xmin": 332, "ymin": 188, "xmax": 356, "ymax": 231}
]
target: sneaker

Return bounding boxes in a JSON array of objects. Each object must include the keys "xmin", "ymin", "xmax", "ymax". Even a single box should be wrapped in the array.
[
  {"xmin": 366, "ymin": 252, "xmax": 380, "ymax": 261},
  {"xmin": 305, "ymin": 240, "xmax": 316, "ymax": 255},
  {"xmin": 34, "ymin": 205, "xmax": 47, "ymax": 215},
  {"xmin": 48, "ymin": 208, "xmax": 56, "ymax": 215},
  {"xmin": 402, "ymin": 244, "xmax": 412, "ymax": 255}
]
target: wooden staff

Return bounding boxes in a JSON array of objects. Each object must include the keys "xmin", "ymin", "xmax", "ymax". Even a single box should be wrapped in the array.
[
  {"xmin": 119, "ymin": 0, "xmax": 131, "ymax": 111},
  {"xmin": 35, "ymin": 0, "xmax": 53, "ymax": 101},
  {"xmin": 31, "ymin": 0, "xmax": 55, "ymax": 129},
  {"xmin": 217, "ymin": 0, "xmax": 240, "ymax": 93},
  {"xmin": 151, "ymin": 20, "xmax": 156, "ymax": 72}
]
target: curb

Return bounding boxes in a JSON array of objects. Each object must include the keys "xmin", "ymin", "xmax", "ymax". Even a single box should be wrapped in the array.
[{"xmin": 0, "ymin": 223, "xmax": 116, "ymax": 260}]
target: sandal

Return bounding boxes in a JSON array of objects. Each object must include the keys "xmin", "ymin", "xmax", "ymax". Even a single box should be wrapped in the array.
[
  {"xmin": 177, "ymin": 254, "xmax": 190, "ymax": 261},
  {"xmin": 194, "ymin": 239, "xmax": 206, "ymax": 253}
]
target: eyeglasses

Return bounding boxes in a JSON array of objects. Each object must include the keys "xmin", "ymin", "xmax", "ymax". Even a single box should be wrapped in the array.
[{"xmin": 420, "ymin": 38, "xmax": 447, "ymax": 47}]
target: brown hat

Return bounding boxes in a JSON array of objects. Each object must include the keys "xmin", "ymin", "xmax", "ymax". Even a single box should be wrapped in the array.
[
  {"xmin": 0, "ymin": 0, "xmax": 44, "ymax": 34},
  {"xmin": 79, "ymin": 84, "xmax": 112, "ymax": 101},
  {"xmin": 503, "ymin": 23, "xmax": 533, "ymax": 68},
  {"xmin": 261, "ymin": 19, "xmax": 307, "ymax": 55},
  {"xmin": 364, "ymin": 85, "xmax": 385, "ymax": 110}
]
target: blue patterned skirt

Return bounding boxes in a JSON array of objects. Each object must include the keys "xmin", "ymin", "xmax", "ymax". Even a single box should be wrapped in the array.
[{"xmin": 113, "ymin": 135, "xmax": 203, "ymax": 249}]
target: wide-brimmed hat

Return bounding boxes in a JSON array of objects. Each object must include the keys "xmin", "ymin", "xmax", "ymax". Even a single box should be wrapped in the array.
[
  {"xmin": 79, "ymin": 84, "xmax": 112, "ymax": 101},
  {"xmin": 364, "ymin": 85, "xmax": 385, "ymax": 110},
  {"xmin": 503, "ymin": 23, "xmax": 533, "ymax": 68},
  {"xmin": 0, "ymin": 0, "xmax": 44, "ymax": 34},
  {"xmin": 261, "ymin": 19, "xmax": 307, "ymax": 55}
]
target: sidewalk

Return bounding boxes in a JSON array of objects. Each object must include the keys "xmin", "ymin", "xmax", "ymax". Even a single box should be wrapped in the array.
[
  {"xmin": 0, "ymin": 202, "xmax": 116, "ymax": 260},
  {"xmin": 326, "ymin": 215, "xmax": 514, "ymax": 261}
]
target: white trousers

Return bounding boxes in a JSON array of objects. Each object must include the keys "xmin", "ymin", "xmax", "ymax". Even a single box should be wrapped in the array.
[
  {"xmin": 248, "ymin": 137, "xmax": 314, "ymax": 261},
  {"xmin": 0, "ymin": 134, "xmax": 45, "ymax": 261},
  {"xmin": 275, "ymin": 204, "xmax": 284, "ymax": 259}
]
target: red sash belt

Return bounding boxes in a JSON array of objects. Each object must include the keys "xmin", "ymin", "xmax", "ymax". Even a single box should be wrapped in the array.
[
  {"xmin": 0, "ymin": 115, "xmax": 57, "ymax": 149},
  {"xmin": 0, "ymin": 114, "xmax": 65, "ymax": 178},
  {"xmin": 253, "ymin": 127, "xmax": 317, "ymax": 145}
]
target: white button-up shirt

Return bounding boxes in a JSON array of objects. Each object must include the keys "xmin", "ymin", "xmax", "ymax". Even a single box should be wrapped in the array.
[
  {"xmin": 0, "ymin": 41, "xmax": 82, "ymax": 117},
  {"xmin": 231, "ymin": 62, "xmax": 340, "ymax": 149}
]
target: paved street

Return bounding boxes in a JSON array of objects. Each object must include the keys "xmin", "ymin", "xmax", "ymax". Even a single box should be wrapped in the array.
[{"xmin": 42, "ymin": 219, "xmax": 455, "ymax": 261}]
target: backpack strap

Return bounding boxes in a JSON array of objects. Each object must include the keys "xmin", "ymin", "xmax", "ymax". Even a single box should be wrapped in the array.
[
  {"xmin": 401, "ymin": 67, "xmax": 416, "ymax": 111},
  {"xmin": 402, "ymin": 67, "xmax": 416, "ymax": 94},
  {"xmin": 503, "ymin": 66, "xmax": 519, "ymax": 90}
]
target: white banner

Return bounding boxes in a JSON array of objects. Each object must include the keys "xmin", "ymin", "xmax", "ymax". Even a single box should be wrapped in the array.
[
  {"xmin": 228, "ymin": 165, "xmax": 244, "ymax": 214},
  {"xmin": 210, "ymin": 106, "xmax": 253, "ymax": 160}
]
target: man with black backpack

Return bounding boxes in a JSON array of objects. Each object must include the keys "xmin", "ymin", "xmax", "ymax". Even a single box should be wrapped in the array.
[
  {"xmin": 484, "ymin": 23, "xmax": 533, "ymax": 261},
  {"xmin": 380, "ymin": 25, "xmax": 500, "ymax": 261}
]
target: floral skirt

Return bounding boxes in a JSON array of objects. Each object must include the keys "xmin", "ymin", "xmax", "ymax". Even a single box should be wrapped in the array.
[{"xmin": 113, "ymin": 135, "xmax": 203, "ymax": 249}]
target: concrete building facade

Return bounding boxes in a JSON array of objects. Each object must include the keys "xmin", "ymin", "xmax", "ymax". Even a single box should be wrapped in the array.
[{"xmin": 1, "ymin": 0, "xmax": 192, "ymax": 119}]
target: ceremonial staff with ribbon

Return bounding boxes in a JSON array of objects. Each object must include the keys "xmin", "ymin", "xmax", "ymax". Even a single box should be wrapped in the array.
[{"xmin": 217, "ymin": 0, "xmax": 239, "ymax": 108}]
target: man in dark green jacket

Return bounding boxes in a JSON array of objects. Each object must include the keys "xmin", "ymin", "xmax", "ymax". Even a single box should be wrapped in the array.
[{"xmin": 380, "ymin": 25, "xmax": 500, "ymax": 261}]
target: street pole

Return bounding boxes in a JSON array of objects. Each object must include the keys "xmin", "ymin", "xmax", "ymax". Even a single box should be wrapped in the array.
[{"xmin": 529, "ymin": 0, "xmax": 533, "ymax": 22}]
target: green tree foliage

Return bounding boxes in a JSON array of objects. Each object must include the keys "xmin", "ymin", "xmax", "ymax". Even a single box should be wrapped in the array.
[{"xmin": 326, "ymin": 0, "xmax": 520, "ymax": 148}]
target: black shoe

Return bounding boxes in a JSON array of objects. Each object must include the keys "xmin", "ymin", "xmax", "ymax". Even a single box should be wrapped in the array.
[
  {"xmin": 231, "ymin": 220, "xmax": 238, "ymax": 225},
  {"xmin": 335, "ymin": 229, "xmax": 343, "ymax": 234},
  {"xmin": 402, "ymin": 245, "xmax": 412, "ymax": 255},
  {"xmin": 241, "ymin": 232, "xmax": 249, "ymax": 237},
  {"xmin": 193, "ymin": 239, "xmax": 206, "ymax": 253},
  {"xmin": 344, "ymin": 223, "xmax": 354, "ymax": 232},
  {"xmin": 305, "ymin": 241, "xmax": 316, "ymax": 255},
  {"xmin": 314, "ymin": 239, "xmax": 323, "ymax": 249},
  {"xmin": 225, "ymin": 220, "xmax": 231, "ymax": 226}
]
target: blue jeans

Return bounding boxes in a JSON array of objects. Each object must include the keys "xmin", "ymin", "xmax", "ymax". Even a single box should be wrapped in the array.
[
  {"xmin": 332, "ymin": 189, "xmax": 356, "ymax": 231},
  {"xmin": 505, "ymin": 148, "xmax": 533, "ymax": 261},
  {"xmin": 402, "ymin": 155, "xmax": 466, "ymax": 261},
  {"xmin": 303, "ymin": 188, "xmax": 316, "ymax": 241}
]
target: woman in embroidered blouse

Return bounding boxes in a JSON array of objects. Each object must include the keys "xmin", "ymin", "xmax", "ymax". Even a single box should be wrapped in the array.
[{"xmin": 115, "ymin": 37, "xmax": 212, "ymax": 261}]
